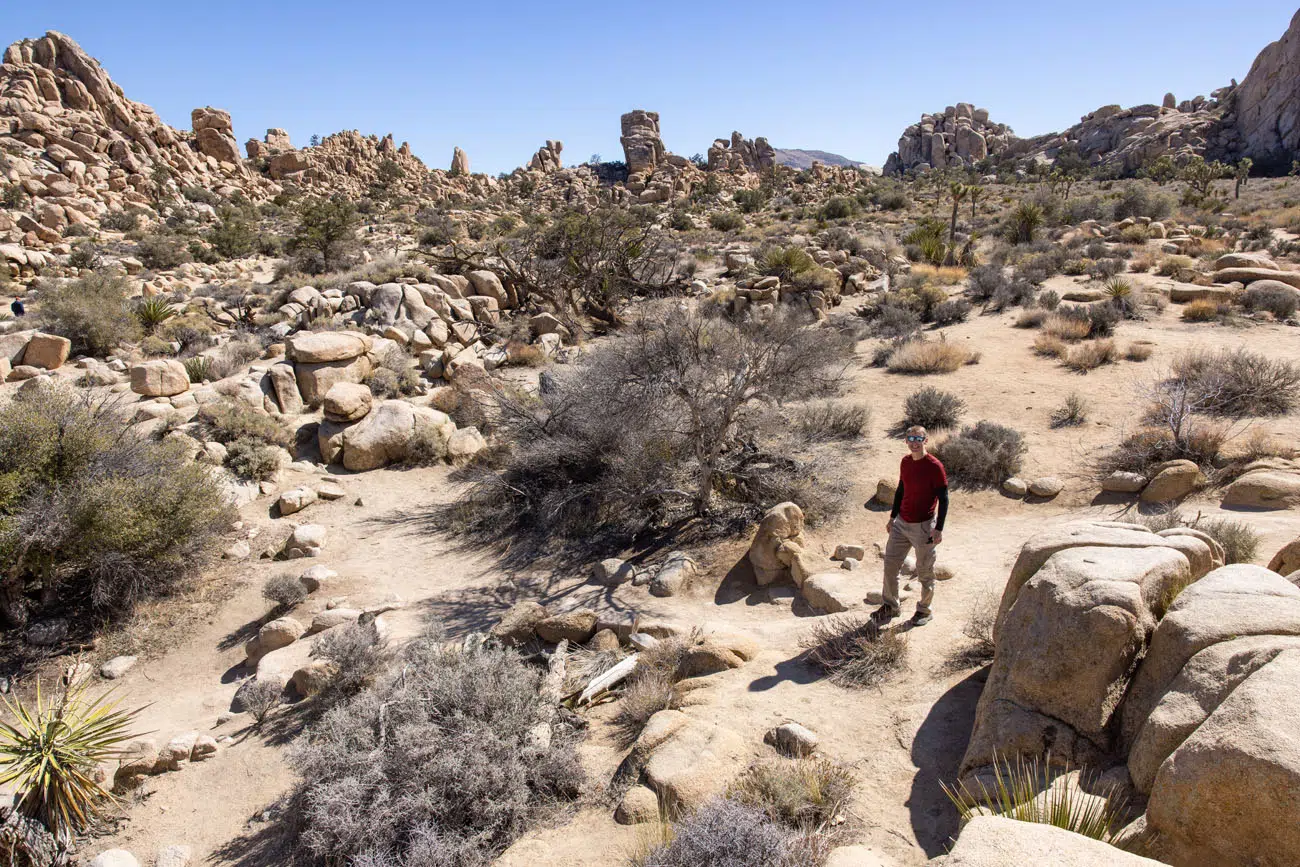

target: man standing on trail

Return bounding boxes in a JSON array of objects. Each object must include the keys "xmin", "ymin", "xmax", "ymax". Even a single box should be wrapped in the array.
[{"xmin": 876, "ymin": 425, "xmax": 948, "ymax": 626}]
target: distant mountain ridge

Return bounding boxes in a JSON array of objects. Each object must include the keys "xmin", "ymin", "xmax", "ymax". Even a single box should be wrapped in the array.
[{"xmin": 773, "ymin": 148, "xmax": 870, "ymax": 170}]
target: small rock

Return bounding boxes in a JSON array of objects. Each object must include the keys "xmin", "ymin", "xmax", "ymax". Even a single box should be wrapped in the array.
[
  {"xmin": 764, "ymin": 722, "xmax": 819, "ymax": 757},
  {"xmin": 536, "ymin": 610, "xmax": 598, "ymax": 644},
  {"xmin": 1002, "ymin": 477, "xmax": 1029, "ymax": 497},
  {"xmin": 222, "ymin": 540, "xmax": 251, "ymax": 560},
  {"xmin": 840, "ymin": 557, "xmax": 860, "ymax": 571},
  {"xmin": 614, "ymin": 785, "xmax": 661, "ymax": 825},
  {"xmin": 156, "ymin": 732, "xmax": 199, "ymax": 772},
  {"xmin": 100, "ymin": 655, "xmax": 138, "ymax": 680},
  {"xmin": 90, "ymin": 850, "xmax": 140, "ymax": 867},
  {"xmin": 298, "ymin": 565, "xmax": 338, "ymax": 592},
  {"xmin": 317, "ymin": 482, "xmax": 346, "ymax": 500},
  {"xmin": 1102, "ymin": 471, "xmax": 1147, "ymax": 493},
  {"xmin": 650, "ymin": 551, "xmax": 697, "ymax": 597},
  {"xmin": 874, "ymin": 478, "xmax": 897, "ymax": 505},
  {"xmin": 1028, "ymin": 477, "xmax": 1063, "ymax": 498},
  {"xmin": 833, "ymin": 544, "xmax": 866, "ymax": 561},
  {"xmin": 64, "ymin": 662, "xmax": 93, "ymax": 688},
  {"xmin": 278, "ymin": 487, "xmax": 318, "ymax": 516},
  {"xmin": 591, "ymin": 558, "xmax": 634, "ymax": 586},
  {"xmin": 156, "ymin": 845, "xmax": 193, "ymax": 867},
  {"xmin": 491, "ymin": 600, "xmax": 547, "ymax": 646},
  {"xmin": 25, "ymin": 619, "xmax": 68, "ymax": 647},
  {"xmin": 190, "ymin": 736, "xmax": 218, "ymax": 762},
  {"xmin": 283, "ymin": 524, "xmax": 326, "ymax": 558},
  {"xmin": 588, "ymin": 629, "xmax": 621, "ymax": 653}
]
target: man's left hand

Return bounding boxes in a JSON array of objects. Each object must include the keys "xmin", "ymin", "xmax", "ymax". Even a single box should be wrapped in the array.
[{"xmin": 931, "ymin": 530, "xmax": 943, "ymax": 546}]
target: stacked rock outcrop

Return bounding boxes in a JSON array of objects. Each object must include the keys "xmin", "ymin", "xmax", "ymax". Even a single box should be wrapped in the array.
[
  {"xmin": 961, "ymin": 520, "xmax": 1300, "ymax": 867},
  {"xmin": 884, "ymin": 103, "xmax": 1014, "ymax": 174},
  {"xmin": 527, "ymin": 140, "xmax": 563, "ymax": 173},
  {"xmin": 706, "ymin": 131, "xmax": 776, "ymax": 173}
]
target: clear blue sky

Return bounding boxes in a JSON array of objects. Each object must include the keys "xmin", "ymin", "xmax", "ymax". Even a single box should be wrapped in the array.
[{"xmin": 6, "ymin": 1, "xmax": 1298, "ymax": 174}]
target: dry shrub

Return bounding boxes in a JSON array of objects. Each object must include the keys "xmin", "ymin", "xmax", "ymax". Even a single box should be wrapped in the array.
[
  {"xmin": 1014, "ymin": 309, "xmax": 1047, "ymax": 329},
  {"xmin": 263, "ymin": 573, "xmax": 307, "ymax": 610},
  {"xmin": 1032, "ymin": 333, "xmax": 1067, "ymax": 358},
  {"xmin": 1197, "ymin": 518, "xmax": 1261, "ymax": 565},
  {"xmin": 1064, "ymin": 339, "xmax": 1118, "ymax": 372},
  {"xmin": 290, "ymin": 628, "xmax": 583, "ymax": 866},
  {"xmin": 932, "ymin": 421, "xmax": 1026, "ymax": 489},
  {"xmin": 1094, "ymin": 425, "xmax": 1226, "ymax": 479},
  {"xmin": 1125, "ymin": 342, "xmax": 1154, "ymax": 362},
  {"xmin": 636, "ymin": 798, "xmax": 822, "ymax": 867},
  {"xmin": 1180, "ymin": 299, "xmax": 1223, "ymax": 322},
  {"xmin": 1155, "ymin": 254, "xmax": 1195, "ymax": 277},
  {"xmin": 34, "ymin": 272, "xmax": 142, "ymax": 356},
  {"xmin": 793, "ymin": 400, "xmax": 869, "ymax": 443},
  {"xmin": 901, "ymin": 386, "xmax": 965, "ymax": 432},
  {"xmin": 1043, "ymin": 313, "xmax": 1092, "ymax": 341},
  {"xmin": 1172, "ymin": 348, "xmax": 1300, "ymax": 417},
  {"xmin": 727, "ymin": 757, "xmax": 856, "ymax": 829},
  {"xmin": 802, "ymin": 615, "xmax": 907, "ymax": 688},
  {"xmin": 887, "ymin": 338, "xmax": 973, "ymax": 374},
  {"xmin": 1050, "ymin": 392, "xmax": 1089, "ymax": 427},
  {"xmin": 309, "ymin": 619, "xmax": 389, "ymax": 707},
  {"xmin": 242, "ymin": 678, "xmax": 284, "ymax": 727}
]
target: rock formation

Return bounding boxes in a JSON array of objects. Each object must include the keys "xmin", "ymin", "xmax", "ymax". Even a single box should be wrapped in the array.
[
  {"xmin": 707, "ymin": 132, "xmax": 776, "ymax": 173},
  {"xmin": 619, "ymin": 110, "xmax": 666, "ymax": 174},
  {"xmin": 884, "ymin": 103, "xmax": 1014, "ymax": 175},
  {"xmin": 962, "ymin": 520, "xmax": 1300, "ymax": 867},
  {"xmin": 528, "ymin": 140, "xmax": 563, "ymax": 173},
  {"xmin": 1226, "ymin": 8, "xmax": 1300, "ymax": 169},
  {"xmin": 190, "ymin": 106, "xmax": 242, "ymax": 168},
  {"xmin": 450, "ymin": 146, "xmax": 469, "ymax": 175}
]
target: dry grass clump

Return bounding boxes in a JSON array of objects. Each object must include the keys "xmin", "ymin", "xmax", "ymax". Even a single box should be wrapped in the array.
[
  {"xmin": 1198, "ymin": 518, "xmax": 1261, "ymax": 564},
  {"xmin": 1042, "ymin": 313, "xmax": 1092, "ymax": 341},
  {"xmin": 1050, "ymin": 392, "xmax": 1089, "ymax": 428},
  {"xmin": 727, "ymin": 757, "xmax": 856, "ymax": 829},
  {"xmin": 909, "ymin": 264, "xmax": 969, "ymax": 285},
  {"xmin": 1125, "ymin": 342, "xmax": 1154, "ymax": 362},
  {"xmin": 1064, "ymin": 339, "xmax": 1117, "ymax": 372},
  {"xmin": 263, "ymin": 573, "xmax": 307, "ymax": 610},
  {"xmin": 802, "ymin": 616, "xmax": 907, "ymax": 688},
  {"xmin": 887, "ymin": 338, "xmax": 974, "ymax": 374},
  {"xmin": 901, "ymin": 386, "xmax": 966, "ymax": 432},
  {"xmin": 611, "ymin": 633, "xmax": 693, "ymax": 749},
  {"xmin": 1032, "ymin": 333, "xmax": 1068, "ymax": 358},
  {"xmin": 631, "ymin": 797, "xmax": 827, "ymax": 867},
  {"xmin": 1014, "ymin": 309, "xmax": 1047, "ymax": 329},
  {"xmin": 1180, "ymin": 299, "xmax": 1224, "ymax": 322}
]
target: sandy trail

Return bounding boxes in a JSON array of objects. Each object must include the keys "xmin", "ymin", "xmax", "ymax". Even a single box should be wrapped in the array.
[{"xmin": 87, "ymin": 297, "xmax": 1300, "ymax": 865}]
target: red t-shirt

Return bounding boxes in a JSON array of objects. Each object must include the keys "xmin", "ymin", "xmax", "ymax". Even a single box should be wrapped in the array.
[{"xmin": 898, "ymin": 453, "xmax": 947, "ymax": 523}]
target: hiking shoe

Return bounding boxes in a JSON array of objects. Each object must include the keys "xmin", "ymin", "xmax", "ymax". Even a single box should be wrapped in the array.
[
  {"xmin": 912, "ymin": 611, "xmax": 933, "ymax": 627},
  {"xmin": 872, "ymin": 605, "xmax": 900, "ymax": 623}
]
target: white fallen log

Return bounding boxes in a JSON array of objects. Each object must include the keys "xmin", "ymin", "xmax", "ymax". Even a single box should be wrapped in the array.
[{"xmin": 577, "ymin": 653, "xmax": 639, "ymax": 707}]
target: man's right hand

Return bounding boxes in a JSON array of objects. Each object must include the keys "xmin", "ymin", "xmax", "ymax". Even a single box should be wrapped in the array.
[{"xmin": 885, "ymin": 517, "xmax": 894, "ymax": 534}]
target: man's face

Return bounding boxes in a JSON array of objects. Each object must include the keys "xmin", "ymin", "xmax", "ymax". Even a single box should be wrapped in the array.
[{"xmin": 906, "ymin": 433, "xmax": 926, "ymax": 454}]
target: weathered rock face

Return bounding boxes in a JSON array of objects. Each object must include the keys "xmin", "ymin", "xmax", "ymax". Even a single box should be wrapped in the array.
[
  {"xmin": 527, "ymin": 140, "xmax": 563, "ymax": 173},
  {"xmin": 963, "ymin": 522, "xmax": 1222, "ymax": 779},
  {"xmin": 1230, "ymin": 9, "xmax": 1300, "ymax": 169},
  {"xmin": 707, "ymin": 131, "xmax": 776, "ymax": 173},
  {"xmin": 934, "ymin": 816, "xmax": 1165, "ymax": 866},
  {"xmin": 619, "ymin": 110, "xmax": 666, "ymax": 174},
  {"xmin": 1124, "ymin": 566, "xmax": 1300, "ymax": 867},
  {"xmin": 450, "ymin": 146, "xmax": 469, "ymax": 175},
  {"xmin": 191, "ymin": 106, "xmax": 242, "ymax": 167}
]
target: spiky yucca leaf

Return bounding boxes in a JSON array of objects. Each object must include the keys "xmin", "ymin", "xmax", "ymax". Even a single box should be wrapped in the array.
[
  {"xmin": 0, "ymin": 679, "xmax": 146, "ymax": 841},
  {"xmin": 135, "ymin": 296, "xmax": 177, "ymax": 334},
  {"xmin": 942, "ymin": 753, "xmax": 1137, "ymax": 847}
]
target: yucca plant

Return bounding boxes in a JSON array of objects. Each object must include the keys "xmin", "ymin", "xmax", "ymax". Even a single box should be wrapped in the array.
[
  {"xmin": 135, "ymin": 296, "xmax": 177, "ymax": 334},
  {"xmin": 942, "ymin": 753, "xmax": 1140, "ymax": 849},
  {"xmin": 0, "ymin": 679, "xmax": 146, "ymax": 842},
  {"xmin": 182, "ymin": 355, "xmax": 213, "ymax": 383}
]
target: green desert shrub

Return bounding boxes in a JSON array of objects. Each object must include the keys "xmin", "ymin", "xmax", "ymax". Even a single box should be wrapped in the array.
[
  {"xmin": 34, "ymin": 272, "xmax": 142, "ymax": 357},
  {"xmin": 902, "ymin": 387, "xmax": 966, "ymax": 431},
  {"xmin": 0, "ymin": 386, "xmax": 232, "ymax": 625},
  {"xmin": 709, "ymin": 211, "xmax": 746, "ymax": 232}
]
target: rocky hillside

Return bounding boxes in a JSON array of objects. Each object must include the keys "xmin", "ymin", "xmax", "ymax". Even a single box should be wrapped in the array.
[
  {"xmin": 773, "ymin": 147, "xmax": 872, "ymax": 170},
  {"xmin": 885, "ymin": 9, "xmax": 1300, "ymax": 175}
]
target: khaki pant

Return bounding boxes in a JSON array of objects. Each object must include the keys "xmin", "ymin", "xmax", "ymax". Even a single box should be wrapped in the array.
[{"xmin": 882, "ymin": 517, "xmax": 937, "ymax": 615}]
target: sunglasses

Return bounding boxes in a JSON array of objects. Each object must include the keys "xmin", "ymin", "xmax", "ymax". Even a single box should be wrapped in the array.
[{"xmin": 906, "ymin": 435, "xmax": 926, "ymax": 443}]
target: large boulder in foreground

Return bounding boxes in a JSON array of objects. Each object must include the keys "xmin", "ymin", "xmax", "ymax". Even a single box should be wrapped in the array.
[
  {"xmin": 321, "ymin": 401, "xmax": 453, "ymax": 471},
  {"xmin": 1144, "ymin": 648, "xmax": 1300, "ymax": 867},
  {"xmin": 930, "ymin": 815, "xmax": 1164, "ymax": 866},
  {"xmin": 129, "ymin": 359, "xmax": 189, "ymax": 397},
  {"xmin": 287, "ymin": 332, "xmax": 374, "ymax": 406},
  {"xmin": 963, "ymin": 543, "xmax": 1196, "ymax": 778}
]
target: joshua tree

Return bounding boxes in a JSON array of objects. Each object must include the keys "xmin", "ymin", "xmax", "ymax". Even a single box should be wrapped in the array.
[
  {"xmin": 1234, "ymin": 157, "xmax": 1253, "ymax": 199},
  {"xmin": 945, "ymin": 182, "xmax": 970, "ymax": 265}
]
